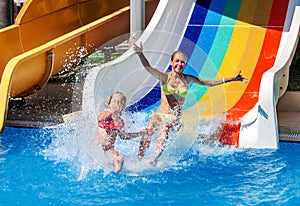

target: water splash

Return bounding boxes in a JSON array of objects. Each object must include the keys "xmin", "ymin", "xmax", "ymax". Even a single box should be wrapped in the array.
[
  {"xmin": 60, "ymin": 44, "xmax": 94, "ymax": 75},
  {"xmin": 41, "ymin": 43, "xmax": 233, "ymax": 179},
  {"xmin": 42, "ymin": 107, "xmax": 231, "ymax": 181}
]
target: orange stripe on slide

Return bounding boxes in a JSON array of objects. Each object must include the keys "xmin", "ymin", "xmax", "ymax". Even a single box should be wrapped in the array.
[{"xmin": 196, "ymin": 0, "xmax": 261, "ymax": 118}]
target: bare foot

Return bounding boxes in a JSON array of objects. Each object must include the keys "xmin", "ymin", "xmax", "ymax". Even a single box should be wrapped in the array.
[
  {"xmin": 149, "ymin": 158, "xmax": 157, "ymax": 166},
  {"xmin": 113, "ymin": 156, "xmax": 124, "ymax": 173},
  {"xmin": 138, "ymin": 155, "xmax": 143, "ymax": 161}
]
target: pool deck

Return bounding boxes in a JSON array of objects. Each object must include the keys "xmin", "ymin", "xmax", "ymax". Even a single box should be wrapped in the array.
[
  {"xmin": 6, "ymin": 82, "xmax": 80, "ymax": 128},
  {"xmin": 5, "ymin": 83, "xmax": 300, "ymax": 142},
  {"xmin": 277, "ymin": 91, "xmax": 300, "ymax": 142}
]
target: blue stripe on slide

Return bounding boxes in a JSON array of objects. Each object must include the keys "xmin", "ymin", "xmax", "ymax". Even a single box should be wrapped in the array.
[{"xmin": 180, "ymin": 0, "xmax": 211, "ymax": 60}]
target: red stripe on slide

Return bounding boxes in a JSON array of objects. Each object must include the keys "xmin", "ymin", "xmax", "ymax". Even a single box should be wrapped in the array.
[{"xmin": 219, "ymin": 0, "xmax": 289, "ymax": 146}]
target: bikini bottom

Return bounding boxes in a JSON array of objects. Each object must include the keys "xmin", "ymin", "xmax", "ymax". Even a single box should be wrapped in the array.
[{"xmin": 150, "ymin": 111, "xmax": 182, "ymax": 129}]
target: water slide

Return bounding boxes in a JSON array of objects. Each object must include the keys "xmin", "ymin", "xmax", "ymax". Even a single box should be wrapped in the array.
[
  {"xmin": 0, "ymin": 0, "xmax": 159, "ymax": 132},
  {"xmin": 83, "ymin": 0, "xmax": 300, "ymax": 149}
]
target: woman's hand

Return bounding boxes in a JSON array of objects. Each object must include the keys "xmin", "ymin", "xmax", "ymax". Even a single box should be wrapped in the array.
[
  {"xmin": 133, "ymin": 42, "xmax": 143, "ymax": 55},
  {"xmin": 234, "ymin": 70, "xmax": 248, "ymax": 83}
]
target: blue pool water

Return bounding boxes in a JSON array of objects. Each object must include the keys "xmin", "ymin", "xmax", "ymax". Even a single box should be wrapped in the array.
[{"xmin": 0, "ymin": 126, "xmax": 300, "ymax": 205}]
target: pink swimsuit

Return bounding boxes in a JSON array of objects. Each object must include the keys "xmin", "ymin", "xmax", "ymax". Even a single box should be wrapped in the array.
[
  {"xmin": 98, "ymin": 117, "xmax": 123, "ymax": 131},
  {"xmin": 98, "ymin": 116, "xmax": 123, "ymax": 152}
]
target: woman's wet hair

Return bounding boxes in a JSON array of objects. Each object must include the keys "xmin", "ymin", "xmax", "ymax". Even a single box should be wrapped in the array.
[{"xmin": 170, "ymin": 50, "xmax": 187, "ymax": 61}]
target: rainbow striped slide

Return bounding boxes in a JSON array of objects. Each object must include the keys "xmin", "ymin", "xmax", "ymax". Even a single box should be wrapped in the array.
[{"xmin": 83, "ymin": 0, "xmax": 300, "ymax": 149}]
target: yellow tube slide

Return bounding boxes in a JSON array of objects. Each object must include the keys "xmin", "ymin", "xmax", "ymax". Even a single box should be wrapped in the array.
[{"xmin": 0, "ymin": 0, "xmax": 159, "ymax": 132}]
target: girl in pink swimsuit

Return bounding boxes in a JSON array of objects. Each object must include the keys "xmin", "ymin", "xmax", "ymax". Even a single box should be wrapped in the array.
[{"xmin": 94, "ymin": 92, "xmax": 141, "ymax": 173}]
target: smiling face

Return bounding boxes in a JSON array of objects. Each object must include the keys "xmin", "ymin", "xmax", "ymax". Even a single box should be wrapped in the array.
[
  {"xmin": 108, "ymin": 93, "xmax": 126, "ymax": 113},
  {"xmin": 170, "ymin": 51, "xmax": 187, "ymax": 74}
]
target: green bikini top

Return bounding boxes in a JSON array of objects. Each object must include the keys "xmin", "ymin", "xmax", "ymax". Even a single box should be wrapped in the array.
[{"xmin": 161, "ymin": 73, "xmax": 188, "ymax": 98}]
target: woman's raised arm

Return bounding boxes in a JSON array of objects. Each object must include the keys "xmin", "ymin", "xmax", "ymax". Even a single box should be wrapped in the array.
[{"xmin": 133, "ymin": 42, "xmax": 166, "ymax": 81}]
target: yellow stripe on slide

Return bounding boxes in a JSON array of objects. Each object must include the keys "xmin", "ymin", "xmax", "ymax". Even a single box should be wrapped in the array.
[
  {"xmin": 196, "ymin": 0, "xmax": 273, "ymax": 118},
  {"xmin": 220, "ymin": 0, "xmax": 273, "ymax": 112},
  {"xmin": 197, "ymin": 0, "xmax": 257, "ymax": 118}
]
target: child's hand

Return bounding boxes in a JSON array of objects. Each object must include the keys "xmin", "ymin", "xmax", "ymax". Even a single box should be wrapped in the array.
[{"xmin": 140, "ymin": 128, "xmax": 152, "ymax": 136}]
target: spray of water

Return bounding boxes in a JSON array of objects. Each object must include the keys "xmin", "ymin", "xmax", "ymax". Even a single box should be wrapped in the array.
[
  {"xmin": 42, "ymin": 106, "xmax": 229, "ymax": 181},
  {"xmin": 42, "ymin": 35, "xmax": 235, "ymax": 180}
]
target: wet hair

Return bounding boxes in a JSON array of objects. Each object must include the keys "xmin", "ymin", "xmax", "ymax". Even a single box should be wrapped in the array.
[
  {"xmin": 170, "ymin": 50, "xmax": 187, "ymax": 62},
  {"xmin": 107, "ymin": 92, "xmax": 126, "ymax": 105}
]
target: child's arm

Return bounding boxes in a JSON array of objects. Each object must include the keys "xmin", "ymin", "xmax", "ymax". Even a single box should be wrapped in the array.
[
  {"xmin": 118, "ymin": 131, "xmax": 144, "ymax": 140},
  {"xmin": 97, "ymin": 111, "xmax": 112, "ymax": 122}
]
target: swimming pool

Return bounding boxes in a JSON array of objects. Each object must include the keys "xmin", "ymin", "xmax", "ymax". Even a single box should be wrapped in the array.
[{"xmin": 0, "ymin": 126, "xmax": 300, "ymax": 205}]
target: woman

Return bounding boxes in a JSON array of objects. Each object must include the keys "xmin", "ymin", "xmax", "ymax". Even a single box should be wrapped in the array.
[{"xmin": 133, "ymin": 42, "xmax": 247, "ymax": 164}]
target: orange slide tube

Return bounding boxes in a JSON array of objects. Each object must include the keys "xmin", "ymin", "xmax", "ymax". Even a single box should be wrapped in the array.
[{"xmin": 0, "ymin": 0, "xmax": 159, "ymax": 132}]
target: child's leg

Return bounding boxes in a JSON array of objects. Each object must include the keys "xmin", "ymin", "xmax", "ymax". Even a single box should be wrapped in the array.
[
  {"xmin": 114, "ymin": 155, "xmax": 124, "ymax": 173},
  {"xmin": 110, "ymin": 149, "xmax": 124, "ymax": 173}
]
